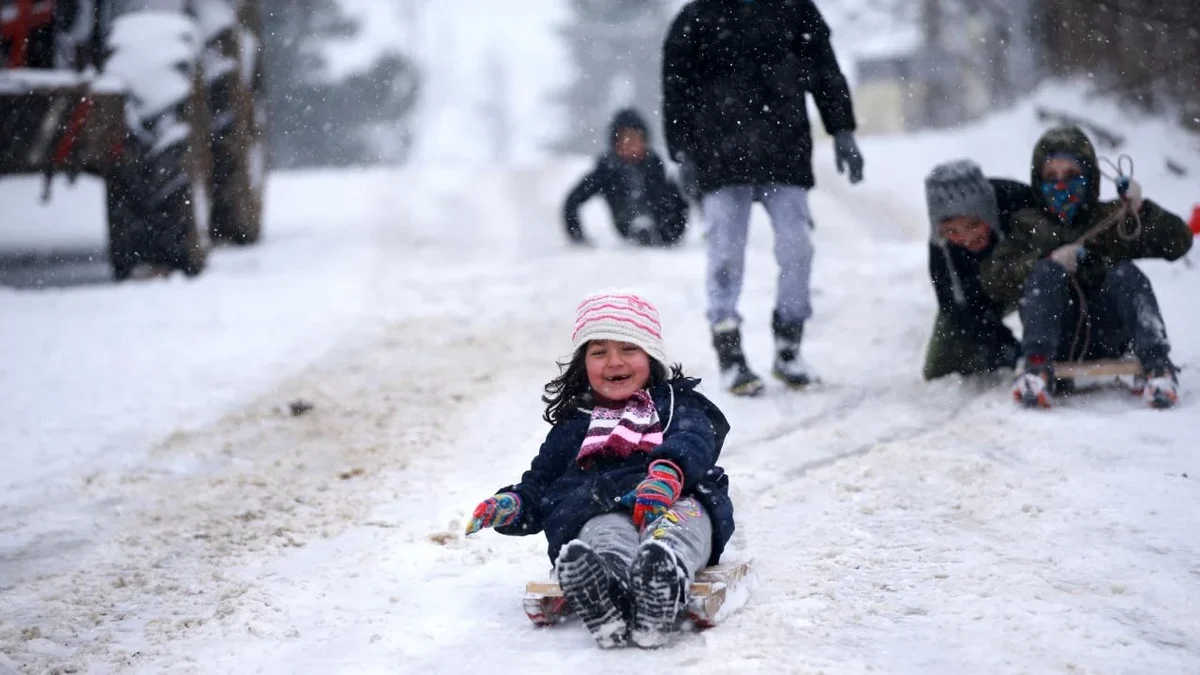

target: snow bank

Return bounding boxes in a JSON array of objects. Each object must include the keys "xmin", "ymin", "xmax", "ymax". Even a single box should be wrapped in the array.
[
  {"xmin": 0, "ymin": 168, "xmax": 398, "ymax": 512},
  {"xmin": 862, "ymin": 80, "xmax": 1200, "ymax": 224}
]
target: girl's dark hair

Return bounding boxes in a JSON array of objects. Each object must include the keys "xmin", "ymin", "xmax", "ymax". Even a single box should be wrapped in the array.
[{"xmin": 542, "ymin": 345, "xmax": 686, "ymax": 425}]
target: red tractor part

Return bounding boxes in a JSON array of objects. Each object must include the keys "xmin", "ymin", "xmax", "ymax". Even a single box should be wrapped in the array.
[{"xmin": 1, "ymin": 0, "xmax": 55, "ymax": 68}]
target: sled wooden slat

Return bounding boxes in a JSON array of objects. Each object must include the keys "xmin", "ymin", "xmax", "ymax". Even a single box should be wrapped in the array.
[
  {"xmin": 1053, "ymin": 358, "xmax": 1143, "ymax": 379},
  {"xmin": 525, "ymin": 581, "xmax": 564, "ymax": 597},
  {"xmin": 523, "ymin": 560, "xmax": 751, "ymax": 629},
  {"xmin": 524, "ymin": 561, "xmax": 749, "ymax": 599}
]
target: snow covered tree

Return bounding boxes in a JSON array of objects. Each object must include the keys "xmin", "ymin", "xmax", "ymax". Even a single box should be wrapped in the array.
[
  {"xmin": 916, "ymin": 0, "xmax": 1038, "ymax": 124},
  {"xmin": 553, "ymin": 0, "xmax": 676, "ymax": 155},
  {"xmin": 262, "ymin": 1, "xmax": 420, "ymax": 168},
  {"xmin": 1032, "ymin": 0, "xmax": 1200, "ymax": 131}
]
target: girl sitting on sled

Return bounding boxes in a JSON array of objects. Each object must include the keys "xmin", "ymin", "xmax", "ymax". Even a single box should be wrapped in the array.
[{"xmin": 464, "ymin": 290, "xmax": 735, "ymax": 649}]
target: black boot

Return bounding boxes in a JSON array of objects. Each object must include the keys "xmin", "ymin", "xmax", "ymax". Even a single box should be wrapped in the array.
[
  {"xmin": 771, "ymin": 311, "xmax": 812, "ymax": 387},
  {"xmin": 556, "ymin": 540, "xmax": 632, "ymax": 648},
  {"xmin": 712, "ymin": 320, "xmax": 764, "ymax": 396},
  {"xmin": 630, "ymin": 541, "xmax": 689, "ymax": 648}
]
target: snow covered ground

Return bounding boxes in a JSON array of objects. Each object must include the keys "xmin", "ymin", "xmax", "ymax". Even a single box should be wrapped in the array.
[
  {"xmin": 3, "ymin": 0, "xmax": 1200, "ymax": 667},
  {"xmin": 2, "ymin": 78, "xmax": 1198, "ymax": 673}
]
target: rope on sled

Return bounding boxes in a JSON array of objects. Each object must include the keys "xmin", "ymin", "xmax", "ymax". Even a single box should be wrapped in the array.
[
  {"xmin": 1065, "ymin": 154, "xmax": 1142, "ymax": 363},
  {"xmin": 1077, "ymin": 153, "xmax": 1144, "ymax": 245}
]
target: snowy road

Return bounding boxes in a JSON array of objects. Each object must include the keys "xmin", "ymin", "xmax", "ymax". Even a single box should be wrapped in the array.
[{"xmin": 3, "ymin": 111, "xmax": 1200, "ymax": 673}]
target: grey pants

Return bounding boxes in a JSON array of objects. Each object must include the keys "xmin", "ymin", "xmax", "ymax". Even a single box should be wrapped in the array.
[
  {"xmin": 572, "ymin": 497, "xmax": 713, "ymax": 580},
  {"xmin": 1020, "ymin": 259, "xmax": 1171, "ymax": 367},
  {"xmin": 702, "ymin": 184, "xmax": 815, "ymax": 326}
]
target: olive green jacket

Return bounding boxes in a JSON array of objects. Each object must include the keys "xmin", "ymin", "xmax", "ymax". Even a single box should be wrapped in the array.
[{"xmin": 980, "ymin": 125, "xmax": 1193, "ymax": 308}]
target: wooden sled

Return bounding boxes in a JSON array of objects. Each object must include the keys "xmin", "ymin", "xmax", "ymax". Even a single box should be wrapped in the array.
[
  {"xmin": 1051, "ymin": 357, "xmax": 1146, "ymax": 400},
  {"xmin": 1052, "ymin": 357, "xmax": 1143, "ymax": 380},
  {"xmin": 523, "ymin": 561, "xmax": 752, "ymax": 630}
]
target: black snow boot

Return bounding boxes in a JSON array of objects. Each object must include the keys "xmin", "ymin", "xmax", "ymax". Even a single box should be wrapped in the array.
[
  {"xmin": 712, "ymin": 320, "xmax": 764, "ymax": 396},
  {"xmin": 772, "ymin": 311, "xmax": 812, "ymax": 387},
  {"xmin": 630, "ymin": 540, "xmax": 690, "ymax": 648},
  {"xmin": 556, "ymin": 540, "xmax": 632, "ymax": 648}
]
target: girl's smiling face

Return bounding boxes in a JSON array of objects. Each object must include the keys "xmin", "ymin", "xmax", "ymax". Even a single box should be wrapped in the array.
[{"xmin": 584, "ymin": 340, "xmax": 652, "ymax": 401}]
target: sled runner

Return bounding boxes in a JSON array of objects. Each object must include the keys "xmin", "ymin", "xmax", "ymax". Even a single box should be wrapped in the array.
[
  {"xmin": 1022, "ymin": 357, "xmax": 1176, "ymax": 408},
  {"xmin": 1051, "ymin": 357, "xmax": 1151, "ymax": 400},
  {"xmin": 523, "ymin": 560, "xmax": 752, "ymax": 629},
  {"xmin": 1052, "ymin": 357, "xmax": 1143, "ymax": 381}
]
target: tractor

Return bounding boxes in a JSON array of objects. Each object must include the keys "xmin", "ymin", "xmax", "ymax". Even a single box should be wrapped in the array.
[{"xmin": 0, "ymin": 0, "xmax": 266, "ymax": 280}]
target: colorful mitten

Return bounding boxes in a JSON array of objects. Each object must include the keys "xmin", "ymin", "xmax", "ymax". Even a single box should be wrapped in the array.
[
  {"xmin": 464, "ymin": 492, "xmax": 522, "ymax": 535},
  {"xmin": 622, "ymin": 460, "xmax": 683, "ymax": 529}
]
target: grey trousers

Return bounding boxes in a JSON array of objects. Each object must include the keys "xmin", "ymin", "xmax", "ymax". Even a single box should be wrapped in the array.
[
  {"xmin": 574, "ymin": 497, "xmax": 713, "ymax": 580},
  {"xmin": 702, "ymin": 184, "xmax": 815, "ymax": 327}
]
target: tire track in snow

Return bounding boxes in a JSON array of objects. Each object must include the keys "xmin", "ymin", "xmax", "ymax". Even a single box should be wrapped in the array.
[
  {"xmin": 785, "ymin": 383, "xmax": 993, "ymax": 478},
  {"xmin": 0, "ymin": 310, "xmax": 557, "ymax": 673},
  {"xmin": 736, "ymin": 386, "xmax": 871, "ymax": 450}
]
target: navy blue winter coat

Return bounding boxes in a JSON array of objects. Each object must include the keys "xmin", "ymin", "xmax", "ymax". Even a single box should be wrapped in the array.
[
  {"xmin": 563, "ymin": 109, "xmax": 688, "ymax": 245},
  {"xmin": 494, "ymin": 378, "xmax": 735, "ymax": 568}
]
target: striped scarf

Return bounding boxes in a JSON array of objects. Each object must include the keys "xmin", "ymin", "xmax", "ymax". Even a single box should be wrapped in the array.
[{"xmin": 576, "ymin": 389, "xmax": 663, "ymax": 468}]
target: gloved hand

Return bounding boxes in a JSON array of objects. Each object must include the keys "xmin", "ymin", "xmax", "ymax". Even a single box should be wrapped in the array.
[
  {"xmin": 564, "ymin": 213, "xmax": 588, "ymax": 245},
  {"xmin": 834, "ymin": 131, "xmax": 864, "ymax": 184},
  {"xmin": 1048, "ymin": 243, "xmax": 1086, "ymax": 274},
  {"xmin": 1115, "ymin": 176, "xmax": 1143, "ymax": 212},
  {"xmin": 676, "ymin": 156, "xmax": 701, "ymax": 203},
  {"xmin": 464, "ymin": 492, "xmax": 522, "ymax": 535},
  {"xmin": 620, "ymin": 459, "xmax": 683, "ymax": 529}
]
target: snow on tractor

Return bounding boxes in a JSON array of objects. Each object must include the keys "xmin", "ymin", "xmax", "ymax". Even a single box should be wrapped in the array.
[{"xmin": 0, "ymin": 0, "xmax": 266, "ymax": 280}]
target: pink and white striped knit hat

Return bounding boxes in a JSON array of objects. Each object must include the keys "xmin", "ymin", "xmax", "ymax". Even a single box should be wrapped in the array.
[{"xmin": 571, "ymin": 290, "xmax": 668, "ymax": 365}]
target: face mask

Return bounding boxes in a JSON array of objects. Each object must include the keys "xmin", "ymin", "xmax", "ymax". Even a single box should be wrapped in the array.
[{"xmin": 1041, "ymin": 175, "xmax": 1088, "ymax": 224}]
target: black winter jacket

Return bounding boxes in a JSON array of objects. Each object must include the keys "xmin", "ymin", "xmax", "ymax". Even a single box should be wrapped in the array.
[
  {"xmin": 929, "ymin": 179, "xmax": 1039, "ymax": 347},
  {"xmin": 494, "ymin": 378, "xmax": 735, "ymax": 567},
  {"xmin": 563, "ymin": 109, "xmax": 686, "ymax": 241},
  {"xmin": 662, "ymin": 0, "xmax": 856, "ymax": 192}
]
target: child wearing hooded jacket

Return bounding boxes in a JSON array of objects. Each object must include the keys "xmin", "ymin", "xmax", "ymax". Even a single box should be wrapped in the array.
[
  {"xmin": 562, "ymin": 109, "xmax": 690, "ymax": 247},
  {"xmin": 979, "ymin": 125, "xmax": 1193, "ymax": 409},
  {"xmin": 464, "ymin": 291, "xmax": 735, "ymax": 649}
]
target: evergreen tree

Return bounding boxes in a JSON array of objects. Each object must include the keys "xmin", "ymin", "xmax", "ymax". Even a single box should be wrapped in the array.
[
  {"xmin": 554, "ymin": 0, "xmax": 675, "ymax": 155},
  {"xmin": 261, "ymin": 1, "xmax": 421, "ymax": 168},
  {"xmin": 1031, "ymin": 0, "xmax": 1199, "ymax": 131}
]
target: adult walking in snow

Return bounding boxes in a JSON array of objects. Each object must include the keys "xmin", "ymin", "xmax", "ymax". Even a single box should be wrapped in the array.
[
  {"xmin": 562, "ymin": 108, "xmax": 690, "ymax": 247},
  {"xmin": 464, "ymin": 291, "xmax": 734, "ymax": 649},
  {"xmin": 980, "ymin": 125, "xmax": 1193, "ymax": 409},
  {"xmin": 662, "ymin": 0, "xmax": 863, "ymax": 396},
  {"xmin": 923, "ymin": 159, "xmax": 1038, "ymax": 380}
]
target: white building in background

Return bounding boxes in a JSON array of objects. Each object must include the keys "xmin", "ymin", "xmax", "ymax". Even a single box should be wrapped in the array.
[{"xmin": 849, "ymin": 0, "xmax": 1039, "ymax": 135}]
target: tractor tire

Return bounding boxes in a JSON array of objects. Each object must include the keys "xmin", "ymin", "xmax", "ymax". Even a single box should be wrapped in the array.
[
  {"xmin": 105, "ymin": 162, "xmax": 140, "ymax": 281},
  {"xmin": 103, "ymin": 10, "xmax": 209, "ymax": 280},
  {"xmin": 143, "ymin": 126, "xmax": 208, "ymax": 276},
  {"xmin": 206, "ymin": 3, "xmax": 266, "ymax": 246},
  {"xmin": 105, "ymin": 134, "xmax": 207, "ymax": 280}
]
